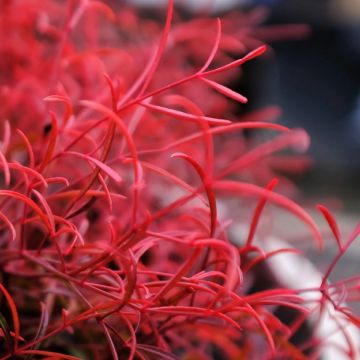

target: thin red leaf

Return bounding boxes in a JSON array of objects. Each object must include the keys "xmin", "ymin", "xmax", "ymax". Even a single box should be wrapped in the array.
[
  {"xmin": 199, "ymin": 77, "xmax": 248, "ymax": 104},
  {"xmin": 0, "ymin": 312, "xmax": 13, "ymax": 354},
  {"xmin": 27, "ymin": 302, "xmax": 50, "ymax": 357},
  {"xmin": 32, "ymin": 190, "xmax": 56, "ymax": 233},
  {"xmin": 214, "ymin": 180, "xmax": 323, "ymax": 249},
  {"xmin": 162, "ymin": 94, "xmax": 214, "ymax": 174},
  {"xmin": 65, "ymin": 151, "xmax": 122, "ymax": 183},
  {"xmin": 317, "ymin": 204, "xmax": 342, "ymax": 250},
  {"xmin": 0, "ymin": 190, "xmax": 53, "ymax": 233},
  {"xmin": 79, "ymin": 100, "xmax": 140, "ymax": 225},
  {"xmin": 138, "ymin": 0, "xmax": 174, "ymax": 96},
  {"xmin": 100, "ymin": 322, "xmax": 119, "ymax": 360},
  {"xmin": 38, "ymin": 111, "xmax": 58, "ymax": 172},
  {"xmin": 9, "ymin": 162, "xmax": 48, "ymax": 188},
  {"xmin": 139, "ymin": 120, "xmax": 288, "ymax": 156},
  {"xmin": 219, "ymin": 128, "xmax": 310, "ymax": 178},
  {"xmin": 16, "ymin": 129, "xmax": 35, "ymax": 168},
  {"xmin": 198, "ymin": 18, "xmax": 222, "ymax": 73},
  {"xmin": 0, "ymin": 150, "xmax": 10, "ymax": 186},
  {"xmin": 137, "ymin": 344, "xmax": 178, "ymax": 360},
  {"xmin": 103, "ymin": 73, "xmax": 118, "ymax": 111},
  {"xmin": 1, "ymin": 120, "xmax": 11, "ymax": 153},
  {"xmin": 202, "ymin": 45, "xmax": 267, "ymax": 76},
  {"xmin": 141, "ymin": 102, "xmax": 231, "ymax": 126},
  {"xmin": 44, "ymin": 95, "xmax": 73, "ymax": 127},
  {"xmin": 171, "ymin": 152, "xmax": 217, "ymax": 237},
  {"xmin": 0, "ymin": 283, "xmax": 20, "ymax": 351},
  {"xmin": 246, "ymin": 178, "xmax": 279, "ymax": 247},
  {"xmin": 97, "ymin": 173, "xmax": 113, "ymax": 211},
  {"xmin": 0, "ymin": 210, "xmax": 16, "ymax": 242}
]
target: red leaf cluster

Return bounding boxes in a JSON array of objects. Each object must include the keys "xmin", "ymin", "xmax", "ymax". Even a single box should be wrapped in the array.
[{"xmin": 0, "ymin": 1, "xmax": 358, "ymax": 359}]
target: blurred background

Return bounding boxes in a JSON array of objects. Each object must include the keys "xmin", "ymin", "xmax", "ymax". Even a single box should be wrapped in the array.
[{"xmin": 253, "ymin": 0, "xmax": 360, "ymax": 208}]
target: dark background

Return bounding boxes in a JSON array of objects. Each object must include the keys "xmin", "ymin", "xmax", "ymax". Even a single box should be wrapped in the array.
[
  {"xmin": 247, "ymin": 0, "xmax": 360, "ymax": 206},
  {"xmin": 131, "ymin": 0, "xmax": 360, "ymax": 208}
]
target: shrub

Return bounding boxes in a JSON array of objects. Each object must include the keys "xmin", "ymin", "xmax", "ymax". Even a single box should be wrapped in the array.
[{"xmin": 0, "ymin": 1, "xmax": 359, "ymax": 359}]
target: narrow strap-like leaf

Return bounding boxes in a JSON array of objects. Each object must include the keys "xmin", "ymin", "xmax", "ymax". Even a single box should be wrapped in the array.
[{"xmin": 0, "ymin": 283, "xmax": 20, "ymax": 351}]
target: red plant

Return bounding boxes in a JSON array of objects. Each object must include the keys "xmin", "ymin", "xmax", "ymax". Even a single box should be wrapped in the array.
[{"xmin": 0, "ymin": 1, "xmax": 359, "ymax": 359}]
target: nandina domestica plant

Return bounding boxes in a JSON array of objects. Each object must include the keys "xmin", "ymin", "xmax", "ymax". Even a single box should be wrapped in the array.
[{"xmin": 0, "ymin": 0, "xmax": 359, "ymax": 359}]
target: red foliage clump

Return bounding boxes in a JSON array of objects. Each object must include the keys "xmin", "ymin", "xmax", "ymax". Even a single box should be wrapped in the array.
[{"xmin": 0, "ymin": 1, "xmax": 359, "ymax": 359}]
